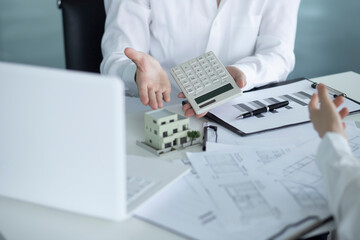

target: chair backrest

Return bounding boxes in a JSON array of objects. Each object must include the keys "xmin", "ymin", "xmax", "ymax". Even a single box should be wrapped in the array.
[{"xmin": 58, "ymin": 0, "xmax": 106, "ymax": 73}]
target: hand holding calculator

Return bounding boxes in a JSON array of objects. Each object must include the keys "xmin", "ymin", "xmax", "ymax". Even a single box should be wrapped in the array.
[{"xmin": 171, "ymin": 52, "xmax": 242, "ymax": 115}]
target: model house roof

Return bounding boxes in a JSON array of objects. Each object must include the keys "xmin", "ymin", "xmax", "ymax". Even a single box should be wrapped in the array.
[{"xmin": 145, "ymin": 109, "xmax": 176, "ymax": 120}]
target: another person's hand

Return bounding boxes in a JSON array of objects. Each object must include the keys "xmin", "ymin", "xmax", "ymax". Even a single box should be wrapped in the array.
[
  {"xmin": 178, "ymin": 66, "xmax": 247, "ymax": 118},
  {"xmin": 308, "ymin": 83, "xmax": 349, "ymax": 138},
  {"xmin": 125, "ymin": 48, "xmax": 171, "ymax": 110}
]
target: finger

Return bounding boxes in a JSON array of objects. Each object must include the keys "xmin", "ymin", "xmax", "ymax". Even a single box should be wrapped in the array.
[
  {"xmin": 163, "ymin": 91, "xmax": 171, "ymax": 103},
  {"xmin": 343, "ymin": 122, "xmax": 346, "ymax": 130},
  {"xmin": 182, "ymin": 103, "xmax": 192, "ymax": 112},
  {"xmin": 196, "ymin": 112, "xmax": 208, "ymax": 119},
  {"xmin": 124, "ymin": 48, "xmax": 143, "ymax": 67},
  {"xmin": 177, "ymin": 92, "xmax": 186, "ymax": 98},
  {"xmin": 156, "ymin": 91, "xmax": 163, "ymax": 108},
  {"xmin": 148, "ymin": 90, "xmax": 158, "ymax": 110},
  {"xmin": 317, "ymin": 84, "xmax": 332, "ymax": 105},
  {"xmin": 308, "ymin": 93, "xmax": 319, "ymax": 112},
  {"xmin": 339, "ymin": 107, "xmax": 349, "ymax": 119},
  {"xmin": 240, "ymin": 78, "xmax": 247, "ymax": 88},
  {"xmin": 138, "ymin": 84, "xmax": 149, "ymax": 105},
  {"xmin": 333, "ymin": 96, "xmax": 345, "ymax": 108},
  {"xmin": 185, "ymin": 108, "xmax": 196, "ymax": 117},
  {"xmin": 236, "ymin": 78, "xmax": 247, "ymax": 89}
]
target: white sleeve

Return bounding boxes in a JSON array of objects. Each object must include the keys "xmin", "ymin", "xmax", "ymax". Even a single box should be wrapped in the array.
[
  {"xmin": 315, "ymin": 132, "xmax": 360, "ymax": 240},
  {"xmin": 100, "ymin": 0, "xmax": 151, "ymax": 97},
  {"xmin": 231, "ymin": 0, "xmax": 300, "ymax": 91}
]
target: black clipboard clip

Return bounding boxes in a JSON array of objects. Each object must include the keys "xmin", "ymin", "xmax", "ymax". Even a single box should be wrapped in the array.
[
  {"xmin": 311, "ymin": 82, "xmax": 346, "ymax": 98},
  {"xmin": 203, "ymin": 122, "xmax": 218, "ymax": 151},
  {"xmin": 267, "ymin": 215, "xmax": 333, "ymax": 240}
]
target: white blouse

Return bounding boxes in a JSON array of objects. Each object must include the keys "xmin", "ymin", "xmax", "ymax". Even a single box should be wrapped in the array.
[
  {"xmin": 316, "ymin": 132, "xmax": 360, "ymax": 240},
  {"xmin": 101, "ymin": 0, "xmax": 300, "ymax": 99}
]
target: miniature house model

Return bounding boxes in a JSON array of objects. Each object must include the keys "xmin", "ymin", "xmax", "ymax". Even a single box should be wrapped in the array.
[{"xmin": 144, "ymin": 109, "xmax": 190, "ymax": 150}]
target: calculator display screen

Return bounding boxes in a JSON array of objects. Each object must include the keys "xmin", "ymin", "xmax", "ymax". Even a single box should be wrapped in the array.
[{"xmin": 195, "ymin": 83, "xmax": 233, "ymax": 104}]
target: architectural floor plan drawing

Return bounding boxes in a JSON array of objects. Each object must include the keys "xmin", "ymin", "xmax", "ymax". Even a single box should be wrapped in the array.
[
  {"xmin": 223, "ymin": 181, "xmax": 278, "ymax": 220},
  {"xmin": 204, "ymin": 153, "xmax": 246, "ymax": 176},
  {"xmin": 280, "ymin": 180, "xmax": 328, "ymax": 209},
  {"xmin": 186, "ymin": 147, "xmax": 331, "ymax": 234},
  {"xmin": 281, "ymin": 155, "xmax": 323, "ymax": 185},
  {"xmin": 255, "ymin": 148, "xmax": 293, "ymax": 165}
]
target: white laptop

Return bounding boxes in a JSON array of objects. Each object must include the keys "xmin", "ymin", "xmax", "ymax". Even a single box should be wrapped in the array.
[{"xmin": 0, "ymin": 62, "xmax": 189, "ymax": 221}]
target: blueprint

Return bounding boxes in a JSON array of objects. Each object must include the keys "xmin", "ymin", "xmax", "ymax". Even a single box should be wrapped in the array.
[
  {"xmin": 186, "ymin": 142, "xmax": 331, "ymax": 238},
  {"xmin": 136, "ymin": 122, "xmax": 360, "ymax": 240}
]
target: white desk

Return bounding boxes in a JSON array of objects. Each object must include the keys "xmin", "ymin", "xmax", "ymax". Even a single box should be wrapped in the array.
[{"xmin": 0, "ymin": 72, "xmax": 359, "ymax": 240}]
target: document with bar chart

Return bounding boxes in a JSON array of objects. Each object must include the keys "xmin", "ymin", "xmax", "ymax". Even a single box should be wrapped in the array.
[{"xmin": 208, "ymin": 79, "xmax": 360, "ymax": 136}]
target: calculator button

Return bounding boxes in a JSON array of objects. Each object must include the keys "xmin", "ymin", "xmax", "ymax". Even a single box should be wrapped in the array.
[
  {"xmin": 192, "ymin": 63, "xmax": 201, "ymax": 69},
  {"xmin": 206, "ymin": 69, "xmax": 214, "ymax": 75},
  {"xmin": 207, "ymin": 56, "xmax": 215, "ymax": 62},
  {"xmin": 177, "ymin": 73, "xmax": 185, "ymax": 78},
  {"xmin": 182, "ymin": 64, "xmax": 191, "ymax": 72},
  {"xmin": 193, "ymin": 80, "xmax": 201, "ymax": 86},
  {"xmin": 194, "ymin": 67, "xmax": 202, "ymax": 74},
  {"xmin": 200, "ymin": 76, "xmax": 208, "ymax": 81},
  {"xmin": 203, "ymin": 80, "xmax": 211, "ymax": 87},
  {"xmin": 198, "ymin": 56, "xmax": 206, "ymax": 61},
  {"xmin": 211, "ymin": 61, "xmax": 219, "ymax": 67},
  {"xmin": 202, "ymin": 63, "xmax": 211, "ymax": 69},
  {"xmin": 199, "ymin": 59, "xmax": 207, "ymax": 65},
  {"xmin": 217, "ymin": 69, "xmax": 225, "ymax": 75},
  {"xmin": 195, "ymin": 85, "xmax": 204, "ymax": 93},
  {"xmin": 173, "ymin": 67, "xmax": 182, "ymax": 73},
  {"xmin": 209, "ymin": 73, "xmax": 216, "ymax": 78},
  {"xmin": 212, "ymin": 77, "xmax": 220, "ymax": 83},
  {"xmin": 182, "ymin": 80, "xmax": 190, "ymax": 85},
  {"xmin": 189, "ymin": 59, "xmax": 197, "ymax": 66},
  {"xmin": 197, "ymin": 72, "xmax": 205, "ymax": 78},
  {"xmin": 186, "ymin": 87, "xmax": 195, "ymax": 94},
  {"xmin": 183, "ymin": 82, "xmax": 191, "ymax": 87},
  {"xmin": 220, "ymin": 73, "xmax": 227, "ymax": 79},
  {"xmin": 210, "ymin": 76, "xmax": 219, "ymax": 83},
  {"xmin": 214, "ymin": 65, "xmax": 221, "ymax": 71},
  {"xmin": 189, "ymin": 76, "xmax": 197, "ymax": 82},
  {"xmin": 186, "ymin": 69, "xmax": 196, "ymax": 76}
]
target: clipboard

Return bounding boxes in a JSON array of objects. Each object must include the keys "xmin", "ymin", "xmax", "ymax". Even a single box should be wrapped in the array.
[{"xmin": 205, "ymin": 78, "xmax": 360, "ymax": 136}]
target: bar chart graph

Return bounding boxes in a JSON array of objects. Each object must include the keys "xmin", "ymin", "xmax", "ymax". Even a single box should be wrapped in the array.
[{"xmin": 233, "ymin": 91, "xmax": 313, "ymax": 118}]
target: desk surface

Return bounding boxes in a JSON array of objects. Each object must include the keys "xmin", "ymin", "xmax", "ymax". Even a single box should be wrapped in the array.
[{"xmin": 0, "ymin": 72, "xmax": 359, "ymax": 240}]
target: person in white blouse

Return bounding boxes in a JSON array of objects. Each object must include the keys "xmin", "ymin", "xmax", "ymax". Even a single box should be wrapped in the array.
[
  {"xmin": 309, "ymin": 83, "xmax": 360, "ymax": 240},
  {"xmin": 101, "ymin": 0, "xmax": 300, "ymax": 117}
]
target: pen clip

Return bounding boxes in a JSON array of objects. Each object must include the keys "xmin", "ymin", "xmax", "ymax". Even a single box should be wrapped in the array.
[{"xmin": 311, "ymin": 82, "xmax": 346, "ymax": 98}]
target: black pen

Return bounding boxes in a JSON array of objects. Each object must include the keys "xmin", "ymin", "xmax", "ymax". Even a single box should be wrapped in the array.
[{"xmin": 235, "ymin": 100, "xmax": 289, "ymax": 119}]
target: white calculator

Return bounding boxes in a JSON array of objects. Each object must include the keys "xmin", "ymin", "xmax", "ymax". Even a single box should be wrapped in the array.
[{"xmin": 170, "ymin": 51, "xmax": 242, "ymax": 114}]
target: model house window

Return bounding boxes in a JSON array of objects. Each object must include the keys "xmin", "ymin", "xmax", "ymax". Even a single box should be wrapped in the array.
[
  {"xmin": 170, "ymin": 119, "xmax": 174, "ymax": 123},
  {"xmin": 161, "ymin": 121, "xmax": 166, "ymax": 125},
  {"xmin": 180, "ymin": 137, "xmax": 187, "ymax": 144},
  {"xmin": 154, "ymin": 130, "xmax": 157, "ymax": 135},
  {"xmin": 183, "ymin": 125, "xmax": 186, "ymax": 131},
  {"xmin": 163, "ymin": 131, "xmax": 168, "ymax": 137},
  {"xmin": 153, "ymin": 120, "xmax": 156, "ymax": 124},
  {"xmin": 173, "ymin": 139, "xmax": 177, "ymax": 146},
  {"xmin": 173, "ymin": 129, "xmax": 178, "ymax": 134},
  {"xmin": 150, "ymin": 139, "xmax": 152, "ymax": 143},
  {"xmin": 165, "ymin": 142, "xmax": 171, "ymax": 148}
]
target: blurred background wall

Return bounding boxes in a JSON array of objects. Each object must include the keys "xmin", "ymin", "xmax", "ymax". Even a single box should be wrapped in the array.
[{"xmin": 0, "ymin": 0, "xmax": 359, "ymax": 78}]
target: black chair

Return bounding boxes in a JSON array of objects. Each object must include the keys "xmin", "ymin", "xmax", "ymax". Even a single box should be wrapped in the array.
[{"xmin": 57, "ymin": 0, "xmax": 106, "ymax": 73}]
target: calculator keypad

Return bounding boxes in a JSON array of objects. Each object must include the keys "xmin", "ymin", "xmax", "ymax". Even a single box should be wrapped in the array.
[{"xmin": 172, "ymin": 52, "xmax": 231, "ymax": 96}]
